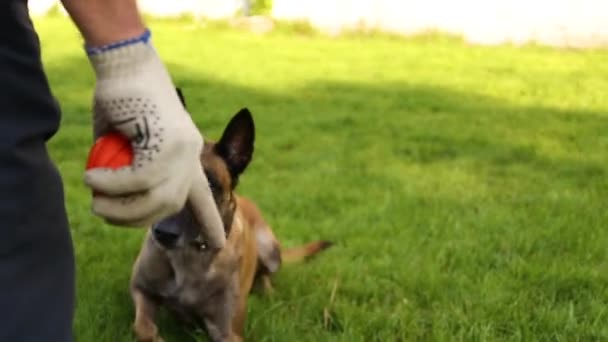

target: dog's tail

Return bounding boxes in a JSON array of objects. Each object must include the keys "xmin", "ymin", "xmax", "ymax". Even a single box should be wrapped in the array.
[{"xmin": 281, "ymin": 240, "xmax": 333, "ymax": 264}]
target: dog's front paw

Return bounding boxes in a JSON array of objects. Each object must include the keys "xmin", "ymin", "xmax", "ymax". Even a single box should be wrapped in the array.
[
  {"xmin": 134, "ymin": 336, "xmax": 164, "ymax": 342},
  {"xmin": 133, "ymin": 322, "xmax": 163, "ymax": 342}
]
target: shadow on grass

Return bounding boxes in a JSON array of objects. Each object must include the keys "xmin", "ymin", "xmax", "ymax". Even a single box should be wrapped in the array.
[
  {"xmin": 45, "ymin": 56, "xmax": 608, "ymax": 341},
  {"xmin": 49, "ymin": 55, "xmax": 607, "ymax": 190},
  {"xmin": 166, "ymin": 63, "xmax": 607, "ymax": 191}
]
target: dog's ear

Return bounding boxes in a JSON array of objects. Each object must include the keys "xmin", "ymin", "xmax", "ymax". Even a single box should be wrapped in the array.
[
  {"xmin": 176, "ymin": 87, "xmax": 187, "ymax": 108},
  {"xmin": 216, "ymin": 108, "xmax": 255, "ymax": 179}
]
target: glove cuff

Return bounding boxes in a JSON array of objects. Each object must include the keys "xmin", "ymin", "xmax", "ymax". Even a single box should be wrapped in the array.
[
  {"xmin": 86, "ymin": 29, "xmax": 166, "ymax": 81},
  {"xmin": 85, "ymin": 29, "xmax": 152, "ymax": 56}
]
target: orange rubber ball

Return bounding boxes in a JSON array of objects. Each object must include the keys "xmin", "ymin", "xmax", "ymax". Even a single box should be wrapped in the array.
[{"xmin": 86, "ymin": 131, "xmax": 134, "ymax": 170}]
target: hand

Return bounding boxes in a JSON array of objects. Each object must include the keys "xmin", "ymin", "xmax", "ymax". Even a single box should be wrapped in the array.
[{"xmin": 83, "ymin": 30, "xmax": 226, "ymax": 249}]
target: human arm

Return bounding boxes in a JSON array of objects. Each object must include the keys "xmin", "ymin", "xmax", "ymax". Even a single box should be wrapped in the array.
[{"xmin": 60, "ymin": 0, "xmax": 146, "ymax": 47}]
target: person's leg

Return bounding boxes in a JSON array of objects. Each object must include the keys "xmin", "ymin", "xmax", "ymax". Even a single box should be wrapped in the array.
[{"xmin": 0, "ymin": 1, "xmax": 75, "ymax": 341}]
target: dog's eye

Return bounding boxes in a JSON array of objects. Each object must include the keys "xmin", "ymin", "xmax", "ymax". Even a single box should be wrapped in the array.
[{"xmin": 192, "ymin": 235, "xmax": 208, "ymax": 251}]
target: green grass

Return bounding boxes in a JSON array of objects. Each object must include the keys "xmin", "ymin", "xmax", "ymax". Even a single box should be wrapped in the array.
[{"xmin": 34, "ymin": 15, "xmax": 608, "ymax": 341}]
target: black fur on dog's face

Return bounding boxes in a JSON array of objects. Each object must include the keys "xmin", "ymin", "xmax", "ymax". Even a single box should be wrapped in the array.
[{"xmin": 151, "ymin": 106, "xmax": 255, "ymax": 250}]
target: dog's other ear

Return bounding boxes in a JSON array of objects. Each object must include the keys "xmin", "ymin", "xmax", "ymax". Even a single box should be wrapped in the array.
[
  {"xmin": 216, "ymin": 108, "xmax": 255, "ymax": 178},
  {"xmin": 176, "ymin": 87, "xmax": 187, "ymax": 108}
]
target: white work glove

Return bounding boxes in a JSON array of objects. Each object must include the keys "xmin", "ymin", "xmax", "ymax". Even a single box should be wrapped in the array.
[{"xmin": 83, "ymin": 30, "xmax": 226, "ymax": 249}]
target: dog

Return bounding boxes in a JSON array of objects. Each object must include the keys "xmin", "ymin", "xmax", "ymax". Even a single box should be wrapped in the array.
[{"xmin": 129, "ymin": 95, "xmax": 332, "ymax": 342}]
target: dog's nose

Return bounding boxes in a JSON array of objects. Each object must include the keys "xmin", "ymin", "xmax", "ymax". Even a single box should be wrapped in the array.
[
  {"xmin": 153, "ymin": 229, "xmax": 178, "ymax": 247},
  {"xmin": 153, "ymin": 225, "xmax": 179, "ymax": 248}
]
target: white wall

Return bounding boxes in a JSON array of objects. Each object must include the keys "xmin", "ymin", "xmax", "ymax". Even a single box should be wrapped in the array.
[
  {"xmin": 28, "ymin": 0, "xmax": 58, "ymax": 16},
  {"xmin": 28, "ymin": 0, "xmax": 244, "ymax": 19},
  {"xmin": 272, "ymin": 0, "xmax": 608, "ymax": 47},
  {"xmin": 137, "ymin": 0, "xmax": 243, "ymax": 18},
  {"xmin": 28, "ymin": 0, "xmax": 608, "ymax": 48}
]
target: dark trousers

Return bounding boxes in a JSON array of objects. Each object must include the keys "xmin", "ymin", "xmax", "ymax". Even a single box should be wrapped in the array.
[{"xmin": 0, "ymin": 1, "xmax": 75, "ymax": 341}]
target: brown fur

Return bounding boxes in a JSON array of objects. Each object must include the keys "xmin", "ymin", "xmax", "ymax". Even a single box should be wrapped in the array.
[{"xmin": 129, "ymin": 108, "xmax": 332, "ymax": 342}]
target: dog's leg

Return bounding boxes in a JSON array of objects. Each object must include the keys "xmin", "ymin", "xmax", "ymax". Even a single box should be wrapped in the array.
[
  {"xmin": 132, "ymin": 288, "xmax": 163, "ymax": 342},
  {"xmin": 230, "ymin": 295, "xmax": 249, "ymax": 341},
  {"xmin": 204, "ymin": 318, "xmax": 242, "ymax": 342},
  {"xmin": 204, "ymin": 313, "xmax": 243, "ymax": 342},
  {"xmin": 260, "ymin": 274, "xmax": 274, "ymax": 295},
  {"xmin": 253, "ymin": 271, "xmax": 275, "ymax": 296},
  {"xmin": 201, "ymin": 287, "xmax": 241, "ymax": 342}
]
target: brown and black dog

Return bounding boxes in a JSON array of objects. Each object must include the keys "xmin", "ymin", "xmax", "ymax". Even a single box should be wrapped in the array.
[{"xmin": 129, "ymin": 100, "xmax": 332, "ymax": 342}]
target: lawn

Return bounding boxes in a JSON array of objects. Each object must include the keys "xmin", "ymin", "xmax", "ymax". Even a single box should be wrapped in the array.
[{"xmin": 34, "ymin": 14, "xmax": 608, "ymax": 341}]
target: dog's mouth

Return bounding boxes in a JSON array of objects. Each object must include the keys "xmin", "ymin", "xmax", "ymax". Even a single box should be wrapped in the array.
[{"xmin": 152, "ymin": 204, "xmax": 207, "ymax": 250}]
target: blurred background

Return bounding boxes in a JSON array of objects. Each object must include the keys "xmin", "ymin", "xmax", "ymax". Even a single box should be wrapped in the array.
[{"xmin": 30, "ymin": 0, "xmax": 608, "ymax": 47}]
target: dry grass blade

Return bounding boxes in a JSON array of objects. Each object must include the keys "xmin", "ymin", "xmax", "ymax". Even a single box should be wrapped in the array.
[{"xmin": 323, "ymin": 278, "xmax": 339, "ymax": 330}]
